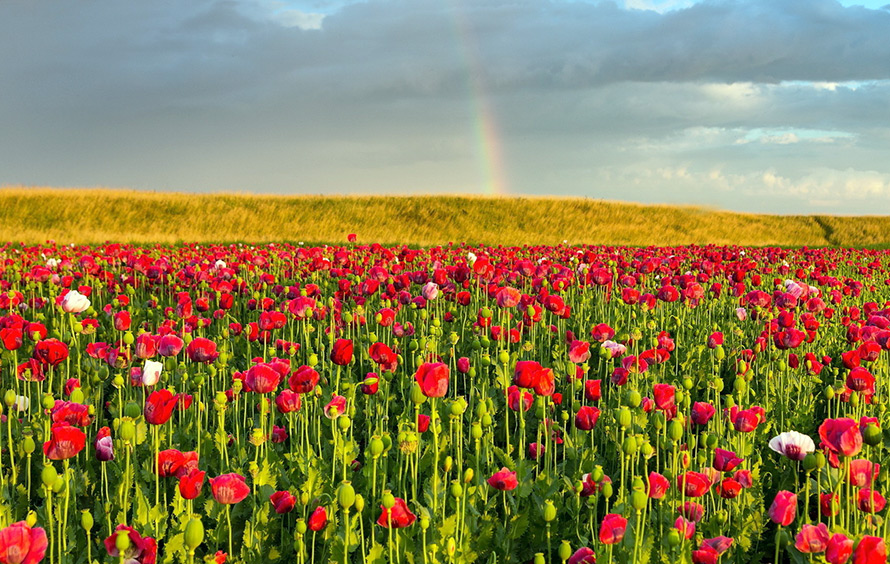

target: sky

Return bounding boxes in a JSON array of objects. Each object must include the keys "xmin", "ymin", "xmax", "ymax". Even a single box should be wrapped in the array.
[{"xmin": 1, "ymin": 0, "xmax": 889, "ymax": 215}]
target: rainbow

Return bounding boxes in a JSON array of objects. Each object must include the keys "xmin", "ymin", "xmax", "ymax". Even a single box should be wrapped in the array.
[{"xmin": 448, "ymin": 1, "xmax": 510, "ymax": 196}]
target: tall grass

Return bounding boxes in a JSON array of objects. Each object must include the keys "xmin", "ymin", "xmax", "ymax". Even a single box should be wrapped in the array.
[{"xmin": 0, "ymin": 186, "xmax": 886, "ymax": 247}]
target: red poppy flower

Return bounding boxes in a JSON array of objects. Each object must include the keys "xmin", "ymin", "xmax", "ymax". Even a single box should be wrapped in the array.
[
  {"xmin": 487, "ymin": 467, "xmax": 518, "ymax": 491},
  {"xmin": 178, "ymin": 470, "xmax": 205, "ymax": 500},
  {"xmin": 103, "ymin": 525, "xmax": 156, "ymax": 564},
  {"xmin": 826, "ymin": 533, "xmax": 852, "ymax": 564},
  {"xmin": 567, "ymin": 547, "xmax": 596, "ymax": 564},
  {"xmin": 308, "ymin": 506, "xmax": 328, "ymax": 531},
  {"xmin": 819, "ymin": 418, "xmax": 862, "ymax": 458},
  {"xmin": 676, "ymin": 472, "xmax": 711, "ymax": 498},
  {"xmin": 209, "ymin": 474, "xmax": 250, "ymax": 505},
  {"xmin": 575, "ymin": 406, "xmax": 600, "ymax": 431},
  {"xmin": 648, "ymin": 472, "xmax": 670, "ymax": 499},
  {"xmin": 599, "ymin": 513, "xmax": 627, "ymax": 544},
  {"xmin": 330, "ymin": 339, "xmax": 353, "ymax": 366},
  {"xmin": 768, "ymin": 490, "xmax": 797, "ymax": 526},
  {"xmin": 414, "ymin": 362, "xmax": 449, "ymax": 398},
  {"xmin": 713, "ymin": 448, "xmax": 743, "ymax": 472},
  {"xmin": 275, "ymin": 390, "xmax": 301, "ymax": 414},
  {"xmin": 270, "ymin": 491, "xmax": 296, "ymax": 514},
  {"xmin": 852, "ymin": 536, "xmax": 885, "ymax": 564},
  {"xmin": 376, "ymin": 498, "xmax": 416, "ymax": 528},
  {"xmin": 0, "ymin": 521, "xmax": 48, "ymax": 564},
  {"xmin": 33, "ymin": 338, "xmax": 68, "ymax": 366},
  {"xmin": 186, "ymin": 337, "xmax": 219, "ymax": 363},
  {"xmin": 244, "ymin": 363, "xmax": 281, "ymax": 394},
  {"xmin": 288, "ymin": 365, "xmax": 319, "ymax": 394},
  {"xmin": 144, "ymin": 389, "xmax": 180, "ymax": 425},
  {"xmin": 43, "ymin": 423, "xmax": 86, "ymax": 460}
]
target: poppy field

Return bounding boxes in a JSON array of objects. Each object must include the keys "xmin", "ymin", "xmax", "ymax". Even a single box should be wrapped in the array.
[{"xmin": 1, "ymin": 240, "xmax": 889, "ymax": 564}]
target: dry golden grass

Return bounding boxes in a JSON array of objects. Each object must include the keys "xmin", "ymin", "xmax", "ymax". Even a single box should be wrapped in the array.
[{"xmin": 0, "ymin": 186, "xmax": 887, "ymax": 247}]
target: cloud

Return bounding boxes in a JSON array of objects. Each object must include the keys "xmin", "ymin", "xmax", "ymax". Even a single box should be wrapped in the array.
[{"xmin": 0, "ymin": 0, "xmax": 889, "ymax": 214}]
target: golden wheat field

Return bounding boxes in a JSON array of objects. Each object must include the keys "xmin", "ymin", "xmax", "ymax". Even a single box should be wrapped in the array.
[{"xmin": 1, "ymin": 186, "xmax": 888, "ymax": 247}]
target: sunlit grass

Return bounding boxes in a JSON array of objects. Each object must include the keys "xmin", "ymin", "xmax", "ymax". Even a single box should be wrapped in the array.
[{"xmin": 0, "ymin": 186, "xmax": 886, "ymax": 247}]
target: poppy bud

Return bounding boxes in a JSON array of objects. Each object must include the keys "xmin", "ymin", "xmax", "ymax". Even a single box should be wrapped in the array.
[
  {"xmin": 627, "ymin": 390, "xmax": 641, "ymax": 407},
  {"xmin": 42, "ymin": 465, "xmax": 58, "ymax": 488},
  {"xmin": 23, "ymin": 436, "xmax": 35, "ymax": 454},
  {"xmin": 667, "ymin": 529, "xmax": 681, "ymax": 547},
  {"xmin": 601, "ymin": 482, "xmax": 613, "ymax": 498},
  {"xmin": 559, "ymin": 541, "xmax": 573, "ymax": 562},
  {"xmin": 631, "ymin": 490, "xmax": 647, "ymax": 512},
  {"xmin": 802, "ymin": 453, "xmax": 818, "ymax": 472},
  {"xmin": 3, "ymin": 390, "xmax": 14, "ymax": 407},
  {"xmin": 370, "ymin": 436, "xmax": 384, "ymax": 457},
  {"xmin": 382, "ymin": 491, "xmax": 396, "ymax": 509},
  {"xmin": 185, "ymin": 518, "xmax": 204, "ymax": 550},
  {"xmin": 26, "ymin": 511, "xmax": 37, "ymax": 527},
  {"xmin": 354, "ymin": 495, "xmax": 365, "ymax": 513},
  {"xmin": 42, "ymin": 394, "xmax": 55, "ymax": 411},
  {"xmin": 410, "ymin": 384, "xmax": 427, "ymax": 405},
  {"xmin": 463, "ymin": 469, "xmax": 474, "ymax": 483},
  {"xmin": 668, "ymin": 420, "xmax": 684, "ymax": 442},
  {"xmin": 535, "ymin": 554, "xmax": 545, "ymax": 564},
  {"xmin": 622, "ymin": 436, "xmax": 638, "ymax": 456}
]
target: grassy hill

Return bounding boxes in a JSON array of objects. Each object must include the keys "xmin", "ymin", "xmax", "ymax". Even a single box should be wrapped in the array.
[{"xmin": 1, "ymin": 186, "xmax": 888, "ymax": 247}]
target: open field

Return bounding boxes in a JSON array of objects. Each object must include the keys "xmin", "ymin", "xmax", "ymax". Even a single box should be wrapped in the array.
[{"xmin": 1, "ymin": 186, "xmax": 889, "ymax": 247}]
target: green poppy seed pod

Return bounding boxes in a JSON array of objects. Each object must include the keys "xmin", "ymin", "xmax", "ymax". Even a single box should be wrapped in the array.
[
  {"xmin": 704, "ymin": 434, "xmax": 717, "ymax": 450},
  {"xmin": 52, "ymin": 475, "xmax": 65, "ymax": 494},
  {"xmin": 81, "ymin": 510, "xmax": 94, "ymax": 532},
  {"xmin": 307, "ymin": 353, "xmax": 319, "ymax": 366},
  {"xmin": 185, "ymin": 518, "xmax": 204, "ymax": 550},
  {"xmin": 410, "ymin": 383, "xmax": 427, "ymax": 405},
  {"xmin": 337, "ymin": 481, "xmax": 356, "ymax": 509},
  {"xmin": 3, "ymin": 390, "xmax": 15, "ymax": 407},
  {"xmin": 480, "ymin": 354, "xmax": 491, "ymax": 367},
  {"xmin": 571, "ymin": 379, "xmax": 583, "ymax": 393},
  {"xmin": 370, "ymin": 436, "xmax": 384, "ymax": 458},
  {"xmin": 666, "ymin": 529, "xmax": 681, "ymax": 547},
  {"xmin": 382, "ymin": 434, "xmax": 393, "ymax": 451},
  {"xmin": 450, "ymin": 401, "xmax": 463, "ymax": 417},
  {"xmin": 451, "ymin": 481, "xmax": 463, "ymax": 498},
  {"xmin": 120, "ymin": 420, "xmax": 136, "ymax": 442},
  {"xmin": 25, "ymin": 511, "xmax": 37, "ymax": 528},
  {"xmin": 815, "ymin": 452, "xmax": 826, "ymax": 469},
  {"xmin": 498, "ymin": 350, "xmax": 510, "ymax": 364},
  {"xmin": 715, "ymin": 346, "xmax": 726, "ymax": 361},
  {"xmin": 41, "ymin": 394, "xmax": 55, "ymax": 411},
  {"xmin": 850, "ymin": 391, "xmax": 861, "ymax": 407},
  {"xmin": 591, "ymin": 466, "xmax": 604, "ymax": 482},
  {"xmin": 115, "ymin": 530, "xmax": 131, "ymax": 554},
  {"xmin": 420, "ymin": 515, "xmax": 430, "ymax": 530},
  {"xmin": 338, "ymin": 415, "xmax": 351, "ymax": 431},
  {"xmin": 559, "ymin": 541, "xmax": 573, "ymax": 562},
  {"xmin": 724, "ymin": 396, "xmax": 736, "ymax": 409},
  {"xmin": 481, "ymin": 307, "xmax": 493, "ymax": 318},
  {"xmin": 481, "ymin": 414, "xmax": 493, "ymax": 427},
  {"xmin": 535, "ymin": 554, "xmax": 546, "ymax": 564},
  {"xmin": 354, "ymin": 494, "xmax": 365, "ymax": 513},
  {"xmin": 631, "ymin": 490, "xmax": 647, "ymax": 512},
  {"xmin": 419, "ymin": 310, "xmax": 428, "ymax": 321},
  {"xmin": 802, "ymin": 453, "xmax": 818, "ymax": 472},
  {"xmin": 123, "ymin": 331, "xmax": 135, "ymax": 346},
  {"xmin": 652, "ymin": 412, "xmax": 665, "ymax": 430},
  {"xmin": 864, "ymin": 424, "xmax": 882, "ymax": 446},
  {"xmin": 641, "ymin": 441, "xmax": 654, "ymax": 457},
  {"xmin": 622, "ymin": 435, "xmax": 638, "ymax": 456},
  {"xmin": 574, "ymin": 480, "xmax": 585, "ymax": 494},
  {"xmin": 627, "ymin": 390, "xmax": 642, "ymax": 408},
  {"xmin": 342, "ymin": 312, "xmax": 354, "ymax": 324},
  {"xmin": 295, "ymin": 519, "xmax": 307, "ymax": 536},
  {"xmin": 124, "ymin": 402, "xmax": 141, "ymax": 419},
  {"xmin": 713, "ymin": 378, "xmax": 724, "ymax": 392},
  {"xmin": 382, "ymin": 491, "xmax": 396, "ymax": 509},
  {"xmin": 682, "ymin": 377, "xmax": 693, "ymax": 390},
  {"xmin": 674, "ymin": 390, "xmax": 685, "ymax": 404},
  {"xmin": 600, "ymin": 482, "xmax": 613, "ymax": 499},
  {"xmin": 40, "ymin": 464, "xmax": 59, "ymax": 488},
  {"xmin": 23, "ymin": 436, "xmax": 35, "ymax": 455},
  {"xmin": 368, "ymin": 332, "xmax": 379, "ymax": 343},
  {"xmin": 69, "ymin": 388, "xmax": 85, "ymax": 404},
  {"xmin": 618, "ymin": 408, "xmax": 632, "ymax": 429},
  {"xmin": 543, "ymin": 500, "xmax": 557, "ymax": 522},
  {"xmin": 464, "ymin": 468, "xmax": 474, "ymax": 484},
  {"xmin": 668, "ymin": 420, "xmax": 684, "ymax": 442}
]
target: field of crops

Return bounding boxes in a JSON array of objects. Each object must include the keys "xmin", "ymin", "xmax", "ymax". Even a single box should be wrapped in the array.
[
  {"xmin": 0, "ymin": 241, "xmax": 889, "ymax": 563},
  {"xmin": 3, "ymin": 187, "xmax": 890, "ymax": 247}
]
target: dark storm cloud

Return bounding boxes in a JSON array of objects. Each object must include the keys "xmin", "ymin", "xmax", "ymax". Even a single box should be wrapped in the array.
[{"xmin": 0, "ymin": 0, "xmax": 888, "ymax": 213}]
